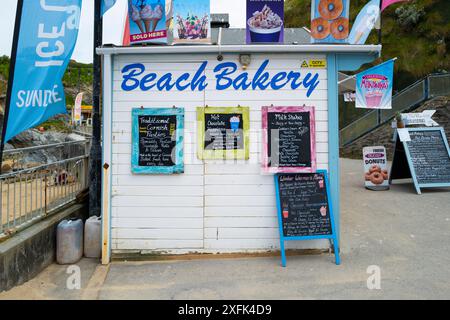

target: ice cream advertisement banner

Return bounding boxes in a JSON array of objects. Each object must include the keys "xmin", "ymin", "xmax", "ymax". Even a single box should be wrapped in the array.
[
  {"xmin": 363, "ymin": 146, "xmax": 389, "ymax": 190},
  {"xmin": 246, "ymin": 0, "xmax": 284, "ymax": 44},
  {"xmin": 73, "ymin": 92, "xmax": 83, "ymax": 124},
  {"xmin": 356, "ymin": 59, "xmax": 394, "ymax": 109},
  {"xmin": 128, "ymin": 0, "xmax": 167, "ymax": 44},
  {"xmin": 173, "ymin": 0, "xmax": 211, "ymax": 44},
  {"xmin": 3, "ymin": 0, "xmax": 81, "ymax": 143},
  {"xmin": 348, "ymin": 0, "xmax": 380, "ymax": 45}
]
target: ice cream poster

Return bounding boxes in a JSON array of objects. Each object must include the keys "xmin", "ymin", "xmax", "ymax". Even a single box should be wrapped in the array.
[
  {"xmin": 172, "ymin": 0, "xmax": 211, "ymax": 44},
  {"xmin": 310, "ymin": 0, "xmax": 350, "ymax": 44},
  {"xmin": 348, "ymin": 0, "xmax": 380, "ymax": 45},
  {"xmin": 356, "ymin": 59, "xmax": 394, "ymax": 109},
  {"xmin": 246, "ymin": 0, "xmax": 284, "ymax": 44},
  {"xmin": 128, "ymin": 0, "xmax": 167, "ymax": 44}
]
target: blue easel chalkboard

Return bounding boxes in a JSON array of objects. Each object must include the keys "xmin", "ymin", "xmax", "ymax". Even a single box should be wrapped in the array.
[
  {"xmin": 131, "ymin": 108, "xmax": 184, "ymax": 174},
  {"xmin": 390, "ymin": 127, "xmax": 450, "ymax": 194},
  {"xmin": 274, "ymin": 170, "xmax": 340, "ymax": 267}
]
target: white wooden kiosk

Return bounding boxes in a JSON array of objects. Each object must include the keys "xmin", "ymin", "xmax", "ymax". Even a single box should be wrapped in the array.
[{"xmin": 97, "ymin": 41, "xmax": 381, "ymax": 264}]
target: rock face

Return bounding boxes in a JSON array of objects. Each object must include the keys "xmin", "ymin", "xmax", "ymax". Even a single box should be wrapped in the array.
[
  {"xmin": 340, "ymin": 96, "xmax": 450, "ymax": 160},
  {"xmin": 2, "ymin": 129, "xmax": 87, "ymax": 172}
]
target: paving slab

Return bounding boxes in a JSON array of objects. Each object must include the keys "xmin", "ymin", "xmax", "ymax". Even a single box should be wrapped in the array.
[{"xmin": 1, "ymin": 159, "xmax": 449, "ymax": 299}]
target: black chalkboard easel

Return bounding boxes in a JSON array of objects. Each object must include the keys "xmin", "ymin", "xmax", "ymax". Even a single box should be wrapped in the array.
[
  {"xmin": 390, "ymin": 127, "xmax": 450, "ymax": 194},
  {"xmin": 274, "ymin": 170, "xmax": 340, "ymax": 267}
]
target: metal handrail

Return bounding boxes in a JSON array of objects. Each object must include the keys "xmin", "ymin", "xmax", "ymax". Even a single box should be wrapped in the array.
[
  {"xmin": 3, "ymin": 140, "xmax": 86, "ymax": 155},
  {"xmin": 340, "ymin": 73, "xmax": 450, "ymax": 146},
  {"xmin": 1, "ymin": 140, "xmax": 90, "ymax": 238}
]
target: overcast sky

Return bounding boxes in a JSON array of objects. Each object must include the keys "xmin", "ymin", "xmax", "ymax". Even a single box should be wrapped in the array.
[{"xmin": 0, "ymin": 0, "xmax": 246, "ymax": 63}]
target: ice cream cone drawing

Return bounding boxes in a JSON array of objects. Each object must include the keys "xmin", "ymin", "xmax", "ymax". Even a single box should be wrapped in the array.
[
  {"xmin": 140, "ymin": 2, "xmax": 153, "ymax": 33},
  {"xmin": 230, "ymin": 116, "xmax": 241, "ymax": 133},
  {"xmin": 354, "ymin": 31, "xmax": 364, "ymax": 44},
  {"xmin": 320, "ymin": 206, "xmax": 327, "ymax": 217},
  {"xmin": 318, "ymin": 179, "xmax": 324, "ymax": 188},
  {"xmin": 151, "ymin": 2, "xmax": 163, "ymax": 32},
  {"xmin": 282, "ymin": 202, "xmax": 289, "ymax": 218},
  {"xmin": 131, "ymin": 4, "xmax": 144, "ymax": 33}
]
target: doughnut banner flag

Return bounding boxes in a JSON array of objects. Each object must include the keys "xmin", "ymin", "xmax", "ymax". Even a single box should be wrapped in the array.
[
  {"xmin": 348, "ymin": 0, "xmax": 380, "ymax": 45},
  {"xmin": 363, "ymin": 146, "xmax": 390, "ymax": 190},
  {"xmin": 310, "ymin": 0, "xmax": 350, "ymax": 44},
  {"xmin": 1, "ymin": 0, "xmax": 81, "ymax": 144},
  {"xmin": 246, "ymin": 0, "xmax": 284, "ymax": 44},
  {"xmin": 172, "ymin": 0, "xmax": 211, "ymax": 44},
  {"xmin": 127, "ymin": 0, "xmax": 168, "ymax": 44},
  {"xmin": 355, "ymin": 59, "xmax": 394, "ymax": 110}
]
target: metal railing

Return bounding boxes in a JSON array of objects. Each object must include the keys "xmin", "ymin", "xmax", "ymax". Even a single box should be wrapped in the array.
[
  {"xmin": 340, "ymin": 73, "xmax": 450, "ymax": 146},
  {"xmin": 0, "ymin": 140, "xmax": 90, "ymax": 239}
]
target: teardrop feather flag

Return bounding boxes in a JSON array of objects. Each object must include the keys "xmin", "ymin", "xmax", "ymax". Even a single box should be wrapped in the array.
[{"xmin": 348, "ymin": 0, "xmax": 381, "ymax": 45}]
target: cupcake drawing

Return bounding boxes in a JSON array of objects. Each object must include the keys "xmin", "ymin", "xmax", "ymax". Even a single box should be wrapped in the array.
[
  {"xmin": 365, "ymin": 91, "xmax": 383, "ymax": 108},
  {"xmin": 229, "ymin": 115, "xmax": 241, "ymax": 133},
  {"xmin": 320, "ymin": 206, "xmax": 327, "ymax": 217}
]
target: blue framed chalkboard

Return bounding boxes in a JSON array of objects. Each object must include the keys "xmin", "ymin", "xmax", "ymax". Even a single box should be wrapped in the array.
[
  {"xmin": 131, "ymin": 108, "xmax": 184, "ymax": 174},
  {"xmin": 390, "ymin": 127, "xmax": 450, "ymax": 194},
  {"xmin": 274, "ymin": 170, "xmax": 340, "ymax": 267}
]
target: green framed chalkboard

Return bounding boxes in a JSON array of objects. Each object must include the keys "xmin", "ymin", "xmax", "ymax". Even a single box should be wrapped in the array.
[{"xmin": 197, "ymin": 106, "xmax": 250, "ymax": 160}]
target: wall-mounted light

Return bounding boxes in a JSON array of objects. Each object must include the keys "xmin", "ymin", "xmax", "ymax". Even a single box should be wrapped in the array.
[{"xmin": 239, "ymin": 54, "xmax": 251, "ymax": 70}]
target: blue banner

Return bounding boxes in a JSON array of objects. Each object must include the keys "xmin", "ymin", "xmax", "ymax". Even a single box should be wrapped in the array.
[
  {"xmin": 102, "ymin": 0, "xmax": 117, "ymax": 15},
  {"xmin": 356, "ymin": 59, "xmax": 394, "ymax": 109},
  {"xmin": 4, "ymin": 0, "xmax": 82, "ymax": 142},
  {"xmin": 348, "ymin": 0, "xmax": 380, "ymax": 45}
]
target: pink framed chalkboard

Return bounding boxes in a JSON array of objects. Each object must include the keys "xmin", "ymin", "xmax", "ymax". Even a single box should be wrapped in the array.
[{"xmin": 262, "ymin": 106, "xmax": 317, "ymax": 173}]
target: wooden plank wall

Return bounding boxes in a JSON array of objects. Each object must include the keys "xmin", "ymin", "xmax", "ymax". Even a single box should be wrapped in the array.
[{"xmin": 111, "ymin": 53, "xmax": 329, "ymax": 253}]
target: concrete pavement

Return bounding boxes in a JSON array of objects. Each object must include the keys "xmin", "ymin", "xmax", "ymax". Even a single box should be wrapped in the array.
[{"xmin": 1, "ymin": 158, "xmax": 449, "ymax": 299}]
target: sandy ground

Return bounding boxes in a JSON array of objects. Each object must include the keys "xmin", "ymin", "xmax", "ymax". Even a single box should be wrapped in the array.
[
  {"xmin": 1, "ymin": 178, "xmax": 81, "ymax": 229},
  {"xmin": 1, "ymin": 158, "xmax": 450, "ymax": 299}
]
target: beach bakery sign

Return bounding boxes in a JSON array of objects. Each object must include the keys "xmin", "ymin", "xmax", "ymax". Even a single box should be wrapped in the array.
[{"xmin": 120, "ymin": 59, "xmax": 321, "ymax": 96}]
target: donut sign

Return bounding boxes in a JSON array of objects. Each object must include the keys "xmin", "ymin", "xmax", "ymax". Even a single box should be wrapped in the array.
[
  {"xmin": 310, "ymin": 0, "xmax": 350, "ymax": 43},
  {"xmin": 363, "ymin": 146, "xmax": 390, "ymax": 190}
]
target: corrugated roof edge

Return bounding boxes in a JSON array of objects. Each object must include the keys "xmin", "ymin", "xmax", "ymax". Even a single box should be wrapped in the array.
[{"xmin": 97, "ymin": 44, "xmax": 382, "ymax": 55}]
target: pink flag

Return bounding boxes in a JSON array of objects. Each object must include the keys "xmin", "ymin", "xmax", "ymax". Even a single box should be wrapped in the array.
[{"xmin": 382, "ymin": 0, "xmax": 409, "ymax": 11}]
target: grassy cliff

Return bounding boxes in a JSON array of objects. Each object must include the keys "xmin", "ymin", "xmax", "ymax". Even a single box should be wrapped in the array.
[
  {"xmin": 285, "ymin": 0, "xmax": 449, "ymax": 89},
  {"xmin": 0, "ymin": 56, "xmax": 93, "ymax": 104},
  {"xmin": 0, "ymin": 56, "xmax": 93, "ymax": 132}
]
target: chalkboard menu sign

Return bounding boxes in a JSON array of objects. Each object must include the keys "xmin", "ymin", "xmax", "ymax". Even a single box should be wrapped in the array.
[
  {"xmin": 390, "ymin": 127, "xmax": 450, "ymax": 194},
  {"xmin": 276, "ymin": 172, "xmax": 332, "ymax": 237},
  {"xmin": 204, "ymin": 113, "xmax": 244, "ymax": 151},
  {"xmin": 274, "ymin": 171, "xmax": 340, "ymax": 266},
  {"xmin": 262, "ymin": 106, "xmax": 316, "ymax": 173},
  {"xmin": 131, "ymin": 108, "xmax": 184, "ymax": 174},
  {"xmin": 197, "ymin": 107, "xmax": 250, "ymax": 160}
]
